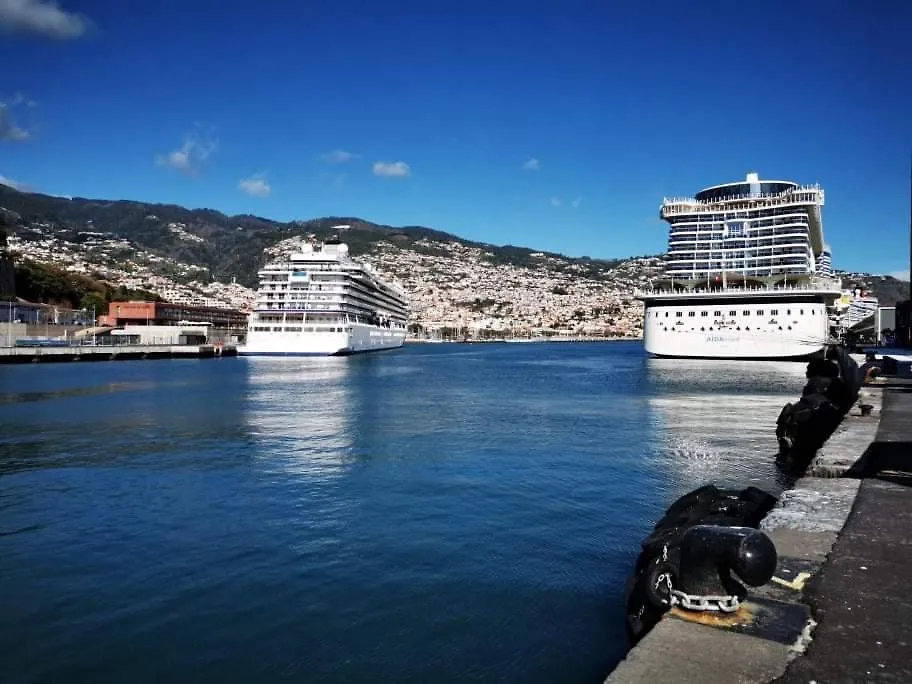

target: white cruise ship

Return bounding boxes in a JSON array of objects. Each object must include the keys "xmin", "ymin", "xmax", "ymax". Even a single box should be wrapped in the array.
[
  {"xmin": 839, "ymin": 291, "xmax": 879, "ymax": 331},
  {"xmin": 240, "ymin": 235, "xmax": 408, "ymax": 356},
  {"xmin": 636, "ymin": 173, "xmax": 843, "ymax": 360}
]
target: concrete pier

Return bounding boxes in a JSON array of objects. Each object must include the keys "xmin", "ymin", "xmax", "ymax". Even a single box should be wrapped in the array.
[
  {"xmin": 0, "ymin": 344, "xmax": 237, "ymax": 363},
  {"xmin": 606, "ymin": 382, "xmax": 911, "ymax": 683}
]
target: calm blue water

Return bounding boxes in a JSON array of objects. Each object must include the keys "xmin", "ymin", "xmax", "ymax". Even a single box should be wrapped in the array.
[{"xmin": 0, "ymin": 341, "xmax": 806, "ymax": 683}]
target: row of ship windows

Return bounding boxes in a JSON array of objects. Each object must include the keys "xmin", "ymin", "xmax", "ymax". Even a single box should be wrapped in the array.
[
  {"xmin": 261, "ymin": 294, "xmax": 338, "ymax": 300},
  {"xmin": 654, "ymin": 308, "xmax": 815, "ymax": 318},
  {"xmin": 666, "ymin": 267, "xmax": 809, "ymax": 275},
  {"xmin": 668, "ymin": 230, "xmax": 810, "ymax": 242},
  {"xmin": 669, "ymin": 247, "xmax": 810, "ymax": 257},
  {"xmin": 667, "ymin": 261, "xmax": 809, "ymax": 270},
  {"xmin": 666, "ymin": 268, "xmax": 810, "ymax": 277},
  {"xmin": 669, "ymin": 220, "xmax": 809, "ymax": 232},
  {"xmin": 668, "ymin": 206, "xmax": 814, "ymax": 220},
  {"xmin": 251, "ymin": 326, "xmax": 349, "ymax": 333},
  {"xmin": 662, "ymin": 325, "xmax": 796, "ymax": 332},
  {"xmin": 669, "ymin": 242, "xmax": 808, "ymax": 252},
  {"xmin": 260, "ymin": 285, "xmax": 405, "ymax": 305},
  {"xmin": 667, "ymin": 252, "xmax": 809, "ymax": 261}
]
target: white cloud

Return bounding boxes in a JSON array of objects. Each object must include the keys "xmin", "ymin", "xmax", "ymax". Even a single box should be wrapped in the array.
[
  {"xmin": 887, "ymin": 269, "xmax": 910, "ymax": 282},
  {"xmin": 238, "ymin": 174, "xmax": 271, "ymax": 198},
  {"xmin": 0, "ymin": 103, "xmax": 30, "ymax": 141},
  {"xmin": 0, "ymin": 173, "xmax": 33, "ymax": 191},
  {"xmin": 322, "ymin": 149, "xmax": 358, "ymax": 164},
  {"xmin": 372, "ymin": 161, "xmax": 411, "ymax": 178},
  {"xmin": 0, "ymin": 0, "xmax": 91, "ymax": 39},
  {"xmin": 549, "ymin": 196, "xmax": 580, "ymax": 208},
  {"xmin": 10, "ymin": 92, "xmax": 37, "ymax": 107},
  {"xmin": 523, "ymin": 157, "xmax": 540, "ymax": 171},
  {"xmin": 155, "ymin": 127, "xmax": 218, "ymax": 176}
]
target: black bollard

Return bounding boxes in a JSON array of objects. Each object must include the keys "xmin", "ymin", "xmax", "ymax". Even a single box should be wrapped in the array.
[{"xmin": 676, "ymin": 525, "xmax": 777, "ymax": 599}]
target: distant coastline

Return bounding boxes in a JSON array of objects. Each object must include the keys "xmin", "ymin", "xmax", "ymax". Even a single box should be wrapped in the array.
[{"xmin": 406, "ymin": 336, "xmax": 642, "ymax": 344}]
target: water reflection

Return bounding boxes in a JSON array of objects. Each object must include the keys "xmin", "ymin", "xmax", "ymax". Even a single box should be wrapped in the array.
[
  {"xmin": 645, "ymin": 358, "xmax": 806, "ymax": 495},
  {"xmin": 242, "ymin": 357, "xmax": 357, "ymax": 477},
  {"xmin": 0, "ymin": 380, "xmax": 159, "ymax": 405},
  {"xmin": 0, "ymin": 362, "xmax": 245, "ymax": 477}
]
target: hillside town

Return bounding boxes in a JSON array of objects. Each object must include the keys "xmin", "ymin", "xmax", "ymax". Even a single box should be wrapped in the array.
[
  {"xmin": 7, "ymin": 218, "xmax": 660, "ymax": 338},
  {"xmin": 7, "ymin": 221, "xmax": 255, "ymax": 310}
]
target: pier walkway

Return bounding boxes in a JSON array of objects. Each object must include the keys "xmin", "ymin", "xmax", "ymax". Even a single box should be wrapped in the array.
[
  {"xmin": 0, "ymin": 344, "xmax": 237, "ymax": 363},
  {"xmin": 775, "ymin": 387, "xmax": 912, "ymax": 683},
  {"xmin": 607, "ymin": 383, "xmax": 911, "ymax": 683}
]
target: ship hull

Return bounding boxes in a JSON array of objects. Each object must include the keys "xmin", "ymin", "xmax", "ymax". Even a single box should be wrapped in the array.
[
  {"xmin": 641, "ymin": 297, "xmax": 831, "ymax": 360},
  {"xmin": 239, "ymin": 323, "xmax": 406, "ymax": 356}
]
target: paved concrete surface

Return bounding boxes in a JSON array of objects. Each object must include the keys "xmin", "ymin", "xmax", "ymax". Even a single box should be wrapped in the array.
[
  {"xmin": 805, "ymin": 387, "xmax": 882, "ymax": 478},
  {"xmin": 605, "ymin": 618, "xmax": 792, "ymax": 684},
  {"xmin": 761, "ymin": 478, "xmax": 860, "ymax": 533},
  {"xmin": 774, "ymin": 388, "xmax": 912, "ymax": 683}
]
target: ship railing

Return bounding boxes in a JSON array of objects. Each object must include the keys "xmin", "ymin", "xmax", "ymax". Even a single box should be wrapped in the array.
[
  {"xmin": 661, "ymin": 186, "xmax": 824, "ymax": 214},
  {"xmin": 635, "ymin": 278, "xmax": 842, "ymax": 297}
]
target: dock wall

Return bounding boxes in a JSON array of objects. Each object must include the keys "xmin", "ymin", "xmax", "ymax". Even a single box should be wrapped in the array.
[
  {"xmin": 605, "ymin": 384, "xmax": 890, "ymax": 683},
  {"xmin": 0, "ymin": 344, "xmax": 237, "ymax": 363}
]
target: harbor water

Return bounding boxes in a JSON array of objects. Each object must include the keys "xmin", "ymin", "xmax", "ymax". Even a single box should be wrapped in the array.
[{"xmin": 0, "ymin": 341, "xmax": 806, "ymax": 683}]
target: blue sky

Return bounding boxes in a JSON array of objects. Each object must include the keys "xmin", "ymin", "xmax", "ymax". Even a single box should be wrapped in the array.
[{"xmin": 1, "ymin": 0, "xmax": 910, "ymax": 277}]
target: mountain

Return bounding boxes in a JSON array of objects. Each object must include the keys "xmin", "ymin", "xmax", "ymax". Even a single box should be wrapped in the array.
[
  {"xmin": 8, "ymin": 183, "xmax": 900, "ymax": 336},
  {"xmin": 836, "ymin": 271, "xmax": 909, "ymax": 307},
  {"xmin": 0, "ymin": 185, "xmax": 627, "ymax": 288},
  {"xmin": 0, "ymin": 184, "xmax": 659, "ymax": 336}
]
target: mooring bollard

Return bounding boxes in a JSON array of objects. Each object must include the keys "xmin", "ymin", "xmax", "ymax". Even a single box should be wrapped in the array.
[
  {"xmin": 624, "ymin": 486, "xmax": 779, "ymax": 643},
  {"xmin": 672, "ymin": 525, "xmax": 777, "ymax": 611}
]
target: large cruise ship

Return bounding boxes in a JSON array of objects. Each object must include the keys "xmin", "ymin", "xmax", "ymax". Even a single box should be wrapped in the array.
[
  {"xmin": 636, "ymin": 173, "xmax": 842, "ymax": 360},
  {"xmin": 240, "ymin": 235, "xmax": 408, "ymax": 356}
]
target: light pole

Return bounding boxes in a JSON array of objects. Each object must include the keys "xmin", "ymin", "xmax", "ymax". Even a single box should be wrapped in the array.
[{"xmin": 6, "ymin": 300, "xmax": 10, "ymax": 348}]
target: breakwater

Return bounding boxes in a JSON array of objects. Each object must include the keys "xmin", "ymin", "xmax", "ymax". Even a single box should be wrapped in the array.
[
  {"xmin": 607, "ymin": 375, "xmax": 911, "ymax": 682},
  {"xmin": 0, "ymin": 343, "xmax": 237, "ymax": 363}
]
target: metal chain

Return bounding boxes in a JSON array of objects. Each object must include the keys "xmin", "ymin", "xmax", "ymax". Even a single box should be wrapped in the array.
[
  {"xmin": 670, "ymin": 589, "xmax": 741, "ymax": 613},
  {"xmin": 657, "ymin": 547, "xmax": 741, "ymax": 613}
]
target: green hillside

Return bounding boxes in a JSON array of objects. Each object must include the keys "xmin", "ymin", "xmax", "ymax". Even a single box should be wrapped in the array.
[
  {"xmin": 12, "ymin": 259, "xmax": 161, "ymax": 311},
  {"xmin": 0, "ymin": 184, "xmax": 622, "ymax": 288}
]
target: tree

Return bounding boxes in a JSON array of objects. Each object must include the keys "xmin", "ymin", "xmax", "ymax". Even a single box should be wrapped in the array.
[{"xmin": 80, "ymin": 292, "xmax": 107, "ymax": 317}]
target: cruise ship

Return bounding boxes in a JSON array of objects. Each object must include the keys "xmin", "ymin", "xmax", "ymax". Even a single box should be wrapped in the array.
[
  {"xmin": 240, "ymin": 235, "xmax": 408, "ymax": 356},
  {"xmin": 636, "ymin": 173, "xmax": 843, "ymax": 360},
  {"xmin": 838, "ymin": 290, "xmax": 880, "ymax": 331}
]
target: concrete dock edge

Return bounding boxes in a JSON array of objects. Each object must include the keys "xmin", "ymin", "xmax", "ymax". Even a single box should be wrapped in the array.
[
  {"xmin": 605, "ymin": 384, "xmax": 892, "ymax": 684},
  {"xmin": 0, "ymin": 343, "xmax": 238, "ymax": 363}
]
